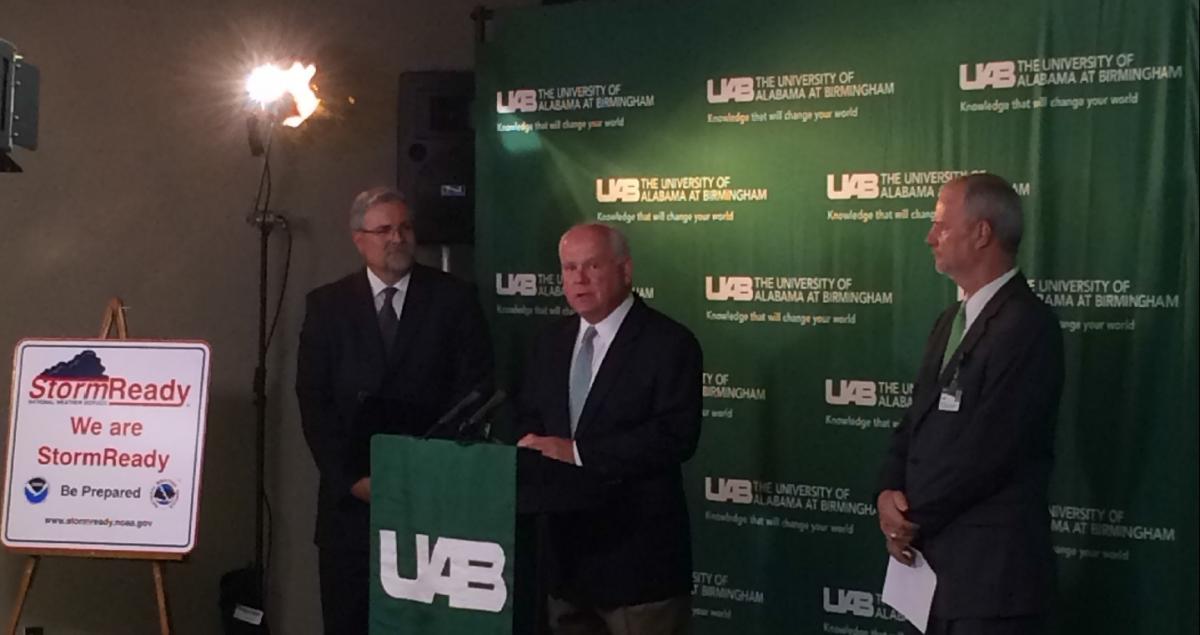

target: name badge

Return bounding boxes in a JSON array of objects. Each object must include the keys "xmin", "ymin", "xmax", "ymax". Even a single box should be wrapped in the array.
[{"xmin": 938, "ymin": 387, "xmax": 962, "ymax": 412}]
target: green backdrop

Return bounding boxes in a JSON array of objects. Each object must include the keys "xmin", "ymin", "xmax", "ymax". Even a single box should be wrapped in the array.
[{"xmin": 475, "ymin": 0, "xmax": 1199, "ymax": 632}]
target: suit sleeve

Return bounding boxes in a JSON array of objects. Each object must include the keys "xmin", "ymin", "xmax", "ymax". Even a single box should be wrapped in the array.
[
  {"xmin": 296, "ymin": 291, "xmax": 354, "ymax": 498},
  {"xmin": 576, "ymin": 329, "xmax": 703, "ymax": 478},
  {"xmin": 515, "ymin": 332, "xmax": 550, "ymax": 439},
  {"xmin": 447, "ymin": 284, "xmax": 495, "ymax": 401},
  {"xmin": 903, "ymin": 311, "xmax": 1064, "ymax": 537}
]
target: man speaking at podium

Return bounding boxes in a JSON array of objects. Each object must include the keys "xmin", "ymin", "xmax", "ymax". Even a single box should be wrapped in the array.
[
  {"xmin": 296, "ymin": 187, "xmax": 492, "ymax": 634},
  {"xmin": 518, "ymin": 223, "xmax": 702, "ymax": 635}
]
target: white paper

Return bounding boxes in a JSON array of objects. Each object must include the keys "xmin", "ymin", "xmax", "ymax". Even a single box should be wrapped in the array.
[{"xmin": 882, "ymin": 549, "xmax": 937, "ymax": 633}]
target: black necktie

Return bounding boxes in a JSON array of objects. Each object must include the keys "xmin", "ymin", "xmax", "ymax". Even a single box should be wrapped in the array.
[{"xmin": 379, "ymin": 286, "xmax": 399, "ymax": 353}]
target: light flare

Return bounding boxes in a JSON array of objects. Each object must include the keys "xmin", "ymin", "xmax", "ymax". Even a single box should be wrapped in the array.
[{"xmin": 245, "ymin": 62, "xmax": 320, "ymax": 127}]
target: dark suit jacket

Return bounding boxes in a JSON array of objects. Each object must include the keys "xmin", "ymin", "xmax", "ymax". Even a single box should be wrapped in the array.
[
  {"xmin": 879, "ymin": 272, "xmax": 1064, "ymax": 619},
  {"xmin": 296, "ymin": 263, "xmax": 492, "ymax": 551},
  {"xmin": 517, "ymin": 296, "xmax": 702, "ymax": 608}
]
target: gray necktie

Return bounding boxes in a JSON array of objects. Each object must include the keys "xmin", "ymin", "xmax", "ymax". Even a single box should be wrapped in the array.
[
  {"xmin": 569, "ymin": 326, "xmax": 598, "ymax": 436},
  {"xmin": 379, "ymin": 286, "xmax": 399, "ymax": 353}
]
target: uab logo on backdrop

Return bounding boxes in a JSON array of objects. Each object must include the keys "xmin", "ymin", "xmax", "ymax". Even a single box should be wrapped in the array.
[
  {"xmin": 595, "ymin": 178, "xmax": 641, "ymax": 203},
  {"xmin": 705, "ymin": 276, "xmax": 753, "ymax": 301},
  {"xmin": 496, "ymin": 89, "xmax": 538, "ymax": 113},
  {"xmin": 496, "ymin": 273, "xmax": 537, "ymax": 297},
  {"xmin": 823, "ymin": 587, "xmax": 874, "ymax": 617},
  {"xmin": 495, "ymin": 273, "xmax": 565, "ymax": 298},
  {"xmin": 825, "ymin": 379, "xmax": 877, "ymax": 406},
  {"xmin": 826, "ymin": 379, "xmax": 912, "ymax": 408},
  {"xmin": 826, "ymin": 173, "xmax": 880, "ymax": 200},
  {"xmin": 379, "ymin": 530, "xmax": 507, "ymax": 612},
  {"xmin": 959, "ymin": 61, "xmax": 1018, "ymax": 90},
  {"xmin": 823, "ymin": 587, "xmax": 907, "ymax": 622},
  {"xmin": 706, "ymin": 76, "xmax": 755, "ymax": 103},
  {"xmin": 704, "ymin": 476, "xmax": 753, "ymax": 504}
]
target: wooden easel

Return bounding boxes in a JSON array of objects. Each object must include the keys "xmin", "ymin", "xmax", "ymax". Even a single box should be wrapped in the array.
[{"xmin": 6, "ymin": 299, "xmax": 175, "ymax": 635}]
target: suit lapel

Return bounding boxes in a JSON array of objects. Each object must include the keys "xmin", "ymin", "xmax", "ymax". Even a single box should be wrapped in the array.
[
  {"xmin": 938, "ymin": 273, "xmax": 1026, "ymax": 384},
  {"xmin": 574, "ymin": 298, "xmax": 647, "ymax": 438},
  {"xmin": 912, "ymin": 274, "xmax": 1028, "ymax": 425},
  {"xmin": 547, "ymin": 317, "xmax": 579, "ymax": 438},
  {"xmin": 911, "ymin": 305, "xmax": 957, "ymax": 423}
]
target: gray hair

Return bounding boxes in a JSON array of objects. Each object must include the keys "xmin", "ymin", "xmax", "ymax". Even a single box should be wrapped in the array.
[
  {"xmin": 348, "ymin": 187, "xmax": 406, "ymax": 231},
  {"xmin": 952, "ymin": 173, "xmax": 1023, "ymax": 254},
  {"xmin": 561, "ymin": 223, "xmax": 631, "ymax": 260}
]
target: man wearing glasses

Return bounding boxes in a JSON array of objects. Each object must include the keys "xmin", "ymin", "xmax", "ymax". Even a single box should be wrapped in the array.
[{"xmin": 296, "ymin": 186, "xmax": 492, "ymax": 634}]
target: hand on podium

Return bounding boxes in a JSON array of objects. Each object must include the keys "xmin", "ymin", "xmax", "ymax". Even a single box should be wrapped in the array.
[
  {"xmin": 517, "ymin": 433, "xmax": 575, "ymax": 464},
  {"xmin": 350, "ymin": 476, "xmax": 371, "ymax": 502}
]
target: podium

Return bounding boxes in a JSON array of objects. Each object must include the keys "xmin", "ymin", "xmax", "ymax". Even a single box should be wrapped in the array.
[{"xmin": 369, "ymin": 436, "xmax": 613, "ymax": 634}]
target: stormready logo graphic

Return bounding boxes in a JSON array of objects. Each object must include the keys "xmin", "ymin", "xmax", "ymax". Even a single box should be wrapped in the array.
[
  {"xmin": 595, "ymin": 178, "xmax": 641, "ymax": 203},
  {"xmin": 379, "ymin": 531, "xmax": 507, "ymax": 612},
  {"xmin": 959, "ymin": 61, "xmax": 1018, "ymax": 90},
  {"xmin": 825, "ymin": 380, "xmax": 878, "ymax": 406},
  {"xmin": 27, "ymin": 350, "xmax": 193, "ymax": 408},
  {"xmin": 704, "ymin": 477, "xmax": 753, "ymax": 504},
  {"xmin": 706, "ymin": 77, "xmax": 755, "ymax": 103},
  {"xmin": 495, "ymin": 89, "xmax": 538, "ymax": 113},
  {"xmin": 827, "ymin": 173, "xmax": 880, "ymax": 200},
  {"xmin": 24, "ymin": 477, "xmax": 49, "ymax": 504},
  {"xmin": 495, "ymin": 273, "xmax": 537, "ymax": 297},
  {"xmin": 705, "ymin": 276, "xmax": 754, "ymax": 302}
]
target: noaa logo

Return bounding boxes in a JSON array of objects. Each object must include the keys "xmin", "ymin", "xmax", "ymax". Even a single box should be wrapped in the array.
[
  {"xmin": 151, "ymin": 480, "xmax": 179, "ymax": 508},
  {"xmin": 24, "ymin": 477, "xmax": 49, "ymax": 504}
]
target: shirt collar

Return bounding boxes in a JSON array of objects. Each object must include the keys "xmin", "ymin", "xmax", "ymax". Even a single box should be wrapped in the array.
[
  {"xmin": 580, "ymin": 293, "xmax": 635, "ymax": 342},
  {"xmin": 366, "ymin": 267, "xmax": 412, "ymax": 298},
  {"xmin": 964, "ymin": 267, "xmax": 1018, "ymax": 328}
]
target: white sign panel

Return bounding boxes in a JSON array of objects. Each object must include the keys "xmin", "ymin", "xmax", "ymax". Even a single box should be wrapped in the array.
[{"xmin": 2, "ymin": 339, "xmax": 211, "ymax": 554}]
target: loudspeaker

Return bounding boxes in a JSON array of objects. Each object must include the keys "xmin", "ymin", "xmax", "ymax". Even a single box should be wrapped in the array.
[{"xmin": 397, "ymin": 71, "xmax": 475, "ymax": 245}]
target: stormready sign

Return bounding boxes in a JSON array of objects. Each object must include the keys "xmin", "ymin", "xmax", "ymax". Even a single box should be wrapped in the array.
[{"xmin": 2, "ymin": 339, "xmax": 211, "ymax": 554}]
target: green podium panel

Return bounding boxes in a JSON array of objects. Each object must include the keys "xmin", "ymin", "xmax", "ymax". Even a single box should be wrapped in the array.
[{"xmin": 370, "ymin": 436, "xmax": 516, "ymax": 635}]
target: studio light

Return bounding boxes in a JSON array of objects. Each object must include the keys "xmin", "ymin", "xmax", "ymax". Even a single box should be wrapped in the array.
[{"xmin": 245, "ymin": 61, "xmax": 320, "ymax": 127}]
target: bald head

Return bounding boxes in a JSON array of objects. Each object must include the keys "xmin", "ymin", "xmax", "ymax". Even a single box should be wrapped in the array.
[{"xmin": 559, "ymin": 224, "xmax": 633, "ymax": 324}]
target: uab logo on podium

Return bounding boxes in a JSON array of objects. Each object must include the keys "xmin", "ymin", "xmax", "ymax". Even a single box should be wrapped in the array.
[
  {"xmin": 371, "ymin": 437, "xmax": 516, "ymax": 634},
  {"xmin": 379, "ymin": 531, "xmax": 507, "ymax": 612}
]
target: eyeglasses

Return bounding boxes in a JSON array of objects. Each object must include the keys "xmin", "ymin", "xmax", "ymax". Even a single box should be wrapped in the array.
[{"xmin": 356, "ymin": 224, "xmax": 410, "ymax": 238}]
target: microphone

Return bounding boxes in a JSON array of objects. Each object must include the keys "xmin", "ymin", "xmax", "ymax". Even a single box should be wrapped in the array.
[
  {"xmin": 456, "ymin": 390, "xmax": 506, "ymax": 440},
  {"xmin": 422, "ymin": 388, "xmax": 484, "ymax": 439}
]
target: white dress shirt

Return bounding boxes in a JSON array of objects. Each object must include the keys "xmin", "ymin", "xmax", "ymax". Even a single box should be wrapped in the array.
[
  {"xmin": 962, "ymin": 268, "xmax": 1019, "ymax": 335},
  {"xmin": 366, "ymin": 268, "xmax": 411, "ymax": 319}
]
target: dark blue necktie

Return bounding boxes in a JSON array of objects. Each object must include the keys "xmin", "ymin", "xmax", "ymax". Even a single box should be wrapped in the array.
[{"xmin": 379, "ymin": 287, "xmax": 399, "ymax": 352}]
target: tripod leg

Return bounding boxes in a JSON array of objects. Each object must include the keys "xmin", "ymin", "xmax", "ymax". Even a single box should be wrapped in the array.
[
  {"xmin": 153, "ymin": 561, "xmax": 173, "ymax": 635},
  {"xmin": 7, "ymin": 556, "xmax": 40, "ymax": 635}
]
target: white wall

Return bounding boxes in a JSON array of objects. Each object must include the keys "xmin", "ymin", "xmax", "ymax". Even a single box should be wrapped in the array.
[{"xmin": 1, "ymin": 1, "xmax": 530, "ymax": 632}]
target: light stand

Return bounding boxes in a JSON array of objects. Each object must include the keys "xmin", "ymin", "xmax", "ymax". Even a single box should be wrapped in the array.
[
  {"xmin": 249, "ymin": 205, "xmax": 287, "ymax": 604},
  {"xmin": 227, "ymin": 61, "xmax": 315, "ymax": 631}
]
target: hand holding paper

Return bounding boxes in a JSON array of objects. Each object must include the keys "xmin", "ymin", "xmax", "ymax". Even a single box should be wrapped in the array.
[{"xmin": 882, "ymin": 549, "xmax": 937, "ymax": 633}]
